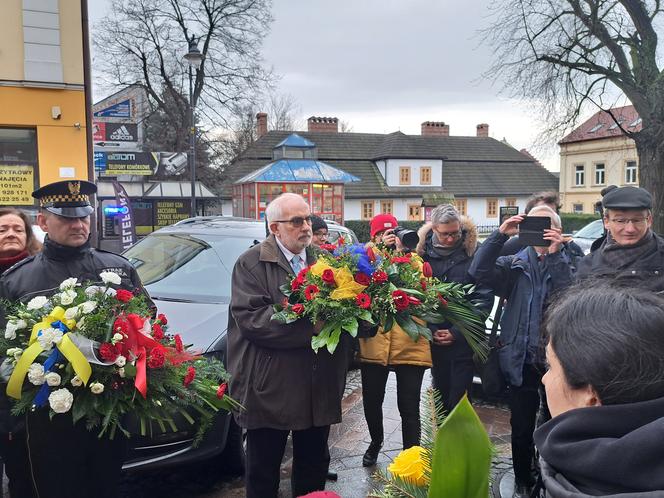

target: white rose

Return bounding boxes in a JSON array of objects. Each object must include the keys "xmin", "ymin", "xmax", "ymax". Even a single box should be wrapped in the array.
[
  {"xmin": 105, "ymin": 288, "xmax": 117, "ymax": 297},
  {"xmin": 44, "ymin": 372, "xmax": 61, "ymax": 387},
  {"xmin": 48, "ymin": 388, "xmax": 74, "ymax": 413},
  {"xmin": 37, "ymin": 328, "xmax": 63, "ymax": 351},
  {"xmin": 59, "ymin": 289, "xmax": 77, "ymax": 306},
  {"xmin": 111, "ymin": 333, "xmax": 124, "ymax": 344},
  {"xmin": 70, "ymin": 375, "xmax": 83, "ymax": 387},
  {"xmin": 27, "ymin": 296, "xmax": 48, "ymax": 311},
  {"xmin": 6, "ymin": 347, "xmax": 21, "ymax": 357},
  {"xmin": 117, "ymin": 367, "xmax": 125, "ymax": 378},
  {"xmin": 114, "ymin": 355, "xmax": 126, "ymax": 367},
  {"xmin": 59, "ymin": 278, "xmax": 78, "ymax": 290},
  {"xmin": 85, "ymin": 285, "xmax": 104, "ymax": 297},
  {"xmin": 90, "ymin": 382, "xmax": 105, "ymax": 394},
  {"xmin": 100, "ymin": 271, "xmax": 121, "ymax": 285},
  {"xmin": 27, "ymin": 363, "xmax": 45, "ymax": 385},
  {"xmin": 80, "ymin": 301, "xmax": 97, "ymax": 314},
  {"xmin": 64, "ymin": 306, "xmax": 80, "ymax": 320},
  {"xmin": 4, "ymin": 319, "xmax": 27, "ymax": 340}
]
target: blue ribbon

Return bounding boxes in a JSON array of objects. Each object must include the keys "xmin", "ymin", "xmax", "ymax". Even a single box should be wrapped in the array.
[{"xmin": 33, "ymin": 349, "xmax": 64, "ymax": 408}]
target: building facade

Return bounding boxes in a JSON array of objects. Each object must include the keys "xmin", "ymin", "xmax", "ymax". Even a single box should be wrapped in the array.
[
  {"xmin": 0, "ymin": 0, "xmax": 91, "ymax": 215},
  {"xmin": 559, "ymin": 105, "xmax": 641, "ymax": 214}
]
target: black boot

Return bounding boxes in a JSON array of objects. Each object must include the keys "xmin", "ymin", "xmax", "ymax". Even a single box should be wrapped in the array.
[
  {"xmin": 362, "ymin": 441, "xmax": 382, "ymax": 467},
  {"xmin": 513, "ymin": 482, "xmax": 534, "ymax": 498}
]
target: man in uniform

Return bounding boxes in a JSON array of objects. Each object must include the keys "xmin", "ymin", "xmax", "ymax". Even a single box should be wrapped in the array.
[
  {"xmin": 0, "ymin": 180, "xmax": 150, "ymax": 498},
  {"xmin": 576, "ymin": 186, "xmax": 664, "ymax": 290}
]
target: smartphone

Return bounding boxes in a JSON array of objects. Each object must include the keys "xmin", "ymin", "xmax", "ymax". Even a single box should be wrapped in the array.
[{"xmin": 517, "ymin": 216, "xmax": 551, "ymax": 246}]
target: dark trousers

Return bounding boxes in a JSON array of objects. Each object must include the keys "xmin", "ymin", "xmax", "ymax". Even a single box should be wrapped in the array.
[
  {"xmin": 245, "ymin": 425, "xmax": 330, "ymax": 498},
  {"xmin": 0, "ymin": 430, "xmax": 34, "ymax": 498},
  {"xmin": 361, "ymin": 364, "xmax": 426, "ymax": 449},
  {"xmin": 509, "ymin": 364, "xmax": 548, "ymax": 487},
  {"xmin": 430, "ymin": 345, "xmax": 474, "ymax": 413},
  {"xmin": 23, "ymin": 411, "xmax": 127, "ymax": 498}
]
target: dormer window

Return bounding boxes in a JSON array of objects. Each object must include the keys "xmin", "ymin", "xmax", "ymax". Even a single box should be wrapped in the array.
[{"xmin": 272, "ymin": 134, "xmax": 317, "ymax": 160}]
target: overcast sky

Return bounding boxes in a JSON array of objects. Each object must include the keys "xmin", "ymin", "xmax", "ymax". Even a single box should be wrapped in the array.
[{"xmin": 89, "ymin": 0, "xmax": 567, "ymax": 171}]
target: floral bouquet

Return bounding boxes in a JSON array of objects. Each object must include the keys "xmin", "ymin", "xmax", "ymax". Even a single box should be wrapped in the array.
[{"xmin": 0, "ymin": 272, "xmax": 241, "ymax": 440}]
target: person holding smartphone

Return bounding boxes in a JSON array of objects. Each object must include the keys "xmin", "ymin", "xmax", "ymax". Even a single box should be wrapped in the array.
[{"xmin": 469, "ymin": 205, "xmax": 573, "ymax": 498}]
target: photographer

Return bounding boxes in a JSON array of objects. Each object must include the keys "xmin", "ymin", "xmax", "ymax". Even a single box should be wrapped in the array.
[
  {"xmin": 469, "ymin": 206, "xmax": 573, "ymax": 498},
  {"xmin": 357, "ymin": 214, "xmax": 431, "ymax": 467}
]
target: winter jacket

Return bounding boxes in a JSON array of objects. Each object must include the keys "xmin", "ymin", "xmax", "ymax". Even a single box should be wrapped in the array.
[
  {"xmin": 415, "ymin": 219, "xmax": 494, "ymax": 359},
  {"xmin": 502, "ymin": 236, "xmax": 585, "ymax": 271},
  {"xmin": 534, "ymin": 396, "xmax": 664, "ymax": 497},
  {"xmin": 468, "ymin": 230, "xmax": 573, "ymax": 387},
  {"xmin": 576, "ymin": 231, "xmax": 664, "ymax": 291},
  {"xmin": 227, "ymin": 234, "xmax": 351, "ymax": 430}
]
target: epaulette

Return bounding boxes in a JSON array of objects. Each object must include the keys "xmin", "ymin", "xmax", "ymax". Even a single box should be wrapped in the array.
[
  {"xmin": 92, "ymin": 247, "xmax": 132, "ymax": 261},
  {"xmin": 1, "ymin": 255, "xmax": 36, "ymax": 277}
]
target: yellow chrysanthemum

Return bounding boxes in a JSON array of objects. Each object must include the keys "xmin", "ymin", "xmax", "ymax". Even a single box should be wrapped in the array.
[{"xmin": 387, "ymin": 445, "xmax": 429, "ymax": 487}]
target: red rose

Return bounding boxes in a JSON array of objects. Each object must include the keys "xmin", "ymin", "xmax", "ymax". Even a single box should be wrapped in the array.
[
  {"xmin": 99, "ymin": 343, "xmax": 118, "ymax": 362},
  {"xmin": 147, "ymin": 347, "xmax": 166, "ymax": 368},
  {"xmin": 392, "ymin": 290, "xmax": 410, "ymax": 312},
  {"xmin": 366, "ymin": 246, "xmax": 376, "ymax": 262},
  {"xmin": 420, "ymin": 279, "xmax": 428, "ymax": 290},
  {"xmin": 183, "ymin": 366, "xmax": 196, "ymax": 387},
  {"xmin": 354, "ymin": 272, "xmax": 371, "ymax": 286},
  {"xmin": 291, "ymin": 275, "xmax": 305, "ymax": 291},
  {"xmin": 355, "ymin": 293, "xmax": 371, "ymax": 309},
  {"xmin": 152, "ymin": 323, "xmax": 164, "ymax": 340},
  {"xmin": 437, "ymin": 294, "xmax": 448, "ymax": 307},
  {"xmin": 157, "ymin": 313, "xmax": 168, "ymax": 325},
  {"xmin": 408, "ymin": 295, "xmax": 422, "ymax": 306},
  {"xmin": 216, "ymin": 383, "xmax": 228, "ymax": 399},
  {"xmin": 304, "ymin": 285, "xmax": 320, "ymax": 301},
  {"xmin": 115, "ymin": 289, "xmax": 134, "ymax": 302},
  {"xmin": 391, "ymin": 256, "xmax": 411, "ymax": 264},
  {"xmin": 372, "ymin": 271, "xmax": 388, "ymax": 284},
  {"xmin": 422, "ymin": 262, "xmax": 433, "ymax": 278},
  {"xmin": 291, "ymin": 303, "xmax": 305, "ymax": 315},
  {"xmin": 321, "ymin": 269, "xmax": 336, "ymax": 285},
  {"xmin": 320, "ymin": 244, "xmax": 337, "ymax": 252},
  {"xmin": 174, "ymin": 334, "xmax": 184, "ymax": 353}
]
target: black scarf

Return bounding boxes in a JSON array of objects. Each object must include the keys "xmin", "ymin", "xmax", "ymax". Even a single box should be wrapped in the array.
[
  {"xmin": 600, "ymin": 230, "xmax": 657, "ymax": 270},
  {"xmin": 42, "ymin": 235, "xmax": 91, "ymax": 261}
]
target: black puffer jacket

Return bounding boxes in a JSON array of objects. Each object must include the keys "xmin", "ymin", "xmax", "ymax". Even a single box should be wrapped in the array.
[{"xmin": 534, "ymin": 396, "xmax": 664, "ymax": 497}]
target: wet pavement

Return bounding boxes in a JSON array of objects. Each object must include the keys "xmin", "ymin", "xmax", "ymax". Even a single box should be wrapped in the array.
[{"xmin": 119, "ymin": 369, "xmax": 515, "ymax": 498}]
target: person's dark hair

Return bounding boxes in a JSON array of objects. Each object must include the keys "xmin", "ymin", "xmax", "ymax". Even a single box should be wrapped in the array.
[
  {"xmin": 0, "ymin": 208, "xmax": 42, "ymax": 255},
  {"xmin": 525, "ymin": 191, "xmax": 561, "ymax": 214},
  {"xmin": 544, "ymin": 280, "xmax": 664, "ymax": 405}
]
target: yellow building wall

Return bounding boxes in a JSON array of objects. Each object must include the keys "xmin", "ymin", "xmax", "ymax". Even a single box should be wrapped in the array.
[
  {"xmin": 59, "ymin": 0, "xmax": 84, "ymax": 85},
  {"xmin": 559, "ymin": 136, "xmax": 638, "ymax": 214},
  {"xmin": 0, "ymin": 1, "xmax": 24, "ymax": 81},
  {"xmin": 0, "ymin": 86, "xmax": 88, "ymax": 185}
]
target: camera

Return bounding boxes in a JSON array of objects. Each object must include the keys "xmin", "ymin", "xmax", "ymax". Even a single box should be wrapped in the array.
[{"xmin": 393, "ymin": 226, "xmax": 420, "ymax": 251}]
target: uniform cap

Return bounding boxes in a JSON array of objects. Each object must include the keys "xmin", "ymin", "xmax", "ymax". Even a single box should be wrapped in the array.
[{"xmin": 32, "ymin": 180, "xmax": 96, "ymax": 218}]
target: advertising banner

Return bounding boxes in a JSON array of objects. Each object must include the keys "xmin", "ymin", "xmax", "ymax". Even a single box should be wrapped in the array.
[
  {"xmin": 154, "ymin": 200, "xmax": 191, "ymax": 227},
  {"xmin": 93, "ymin": 99, "xmax": 132, "ymax": 118},
  {"xmin": 93, "ymin": 123, "xmax": 138, "ymax": 143},
  {"xmin": 500, "ymin": 206, "xmax": 519, "ymax": 224},
  {"xmin": 111, "ymin": 181, "xmax": 137, "ymax": 250},
  {"xmin": 0, "ymin": 165, "xmax": 34, "ymax": 205},
  {"xmin": 95, "ymin": 152, "xmax": 158, "ymax": 176}
]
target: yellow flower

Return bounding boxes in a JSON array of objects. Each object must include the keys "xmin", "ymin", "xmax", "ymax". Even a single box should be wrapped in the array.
[
  {"xmin": 329, "ymin": 267, "xmax": 366, "ymax": 300},
  {"xmin": 410, "ymin": 253, "xmax": 424, "ymax": 274},
  {"xmin": 387, "ymin": 445, "xmax": 429, "ymax": 487},
  {"xmin": 309, "ymin": 260, "xmax": 334, "ymax": 277}
]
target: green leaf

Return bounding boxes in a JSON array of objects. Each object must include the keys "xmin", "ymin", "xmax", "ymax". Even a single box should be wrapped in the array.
[
  {"xmin": 394, "ymin": 314, "xmax": 422, "ymax": 341},
  {"xmin": 358, "ymin": 309, "xmax": 374, "ymax": 323},
  {"xmin": 123, "ymin": 364, "xmax": 137, "ymax": 378},
  {"xmin": 383, "ymin": 314, "xmax": 395, "ymax": 333},
  {"xmin": 427, "ymin": 395, "xmax": 492, "ymax": 498},
  {"xmin": 326, "ymin": 327, "xmax": 342, "ymax": 354},
  {"xmin": 342, "ymin": 318, "xmax": 358, "ymax": 337}
]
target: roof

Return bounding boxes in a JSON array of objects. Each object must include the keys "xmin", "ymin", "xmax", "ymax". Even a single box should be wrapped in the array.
[
  {"xmin": 560, "ymin": 105, "xmax": 642, "ymax": 144},
  {"xmin": 222, "ymin": 130, "xmax": 558, "ymax": 199},
  {"xmin": 274, "ymin": 133, "xmax": 316, "ymax": 148},
  {"xmin": 234, "ymin": 159, "xmax": 360, "ymax": 183}
]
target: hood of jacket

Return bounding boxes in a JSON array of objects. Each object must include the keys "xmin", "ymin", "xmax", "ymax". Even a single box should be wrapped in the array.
[
  {"xmin": 415, "ymin": 216, "xmax": 478, "ymax": 258},
  {"xmin": 534, "ymin": 396, "xmax": 664, "ymax": 497}
]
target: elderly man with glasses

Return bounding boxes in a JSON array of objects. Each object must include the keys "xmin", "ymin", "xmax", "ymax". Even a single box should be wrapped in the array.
[
  {"xmin": 227, "ymin": 193, "xmax": 353, "ymax": 498},
  {"xmin": 576, "ymin": 186, "xmax": 664, "ymax": 290}
]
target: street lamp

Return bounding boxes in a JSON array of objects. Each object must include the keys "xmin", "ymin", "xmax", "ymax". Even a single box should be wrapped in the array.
[{"xmin": 183, "ymin": 37, "xmax": 203, "ymax": 218}]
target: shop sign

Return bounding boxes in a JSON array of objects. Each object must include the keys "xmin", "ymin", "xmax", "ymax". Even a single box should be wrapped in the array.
[
  {"xmin": 155, "ymin": 200, "xmax": 191, "ymax": 227},
  {"xmin": 95, "ymin": 152, "xmax": 157, "ymax": 176},
  {"xmin": 0, "ymin": 165, "xmax": 34, "ymax": 205},
  {"xmin": 500, "ymin": 206, "xmax": 519, "ymax": 224},
  {"xmin": 93, "ymin": 99, "xmax": 131, "ymax": 118}
]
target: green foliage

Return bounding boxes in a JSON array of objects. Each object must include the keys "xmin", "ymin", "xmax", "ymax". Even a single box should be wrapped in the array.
[{"xmin": 560, "ymin": 213, "xmax": 600, "ymax": 232}]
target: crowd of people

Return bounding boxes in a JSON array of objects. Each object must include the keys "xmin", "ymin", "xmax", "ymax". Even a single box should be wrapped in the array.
[{"xmin": 0, "ymin": 181, "xmax": 662, "ymax": 498}]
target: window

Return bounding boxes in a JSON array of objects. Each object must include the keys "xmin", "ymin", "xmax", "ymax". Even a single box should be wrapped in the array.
[
  {"xmin": 0, "ymin": 128, "xmax": 38, "ymax": 207},
  {"xmin": 594, "ymin": 163, "xmax": 605, "ymax": 185},
  {"xmin": 505, "ymin": 198, "xmax": 517, "ymax": 207},
  {"xmin": 625, "ymin": 161, "xmax": 638, "ymax": 184},
  {"xmin": 420, "ymin": 167, "xmax": 431, "ymax": 185},
  {"xmin": 573, "ymin": 203, "xmax": 584, "ymax": 213},
  {"xmin": 454, "ymin": 198, "xmax": 467, "ymax": 215},
  {"xmin": 486, "ymin": 198, "xmax": 498, "ymax": 218},
  {"xmin": 575, "ymin": 165, "xmax": 585, "ymax": 186},
  {"xmin": 589, "ymin": 123, "xmax": 603, "ymax": 133},
  {"xmin": 407, "ymin": 204, "xmax": 421, "ymax": 221},
  {"xmin": 399, "ymin": 166, "xmax": 411, "ymax": 185},
  {"xmin": 380, "ymin": 200, "xmax": 393, "ymax": 214},
  {"xmin": 361, "ymin": 201, "xmax": 374, "ymax": 220}
]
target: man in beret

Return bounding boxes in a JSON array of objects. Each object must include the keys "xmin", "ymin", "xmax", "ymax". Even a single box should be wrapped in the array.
[
  {"xmin": 0, "ymin": 180, "xmax": 151, "ymax": 498},
  {"xmin": 576, "ymin": 186, "xmax": 664, "ymax": 290}
]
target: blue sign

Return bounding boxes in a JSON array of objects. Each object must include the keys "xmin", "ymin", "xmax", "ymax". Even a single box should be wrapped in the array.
[
  {"xmin": 93, "ymin": 99, "xmax": 131, "ymax": 118},
  {"xmin": 104, "ymin": 206, "xmax": 130, "ymax": 216},
  {"xmin": 94, "ymin": 152, "xmax": 107, "ymax": 171}
]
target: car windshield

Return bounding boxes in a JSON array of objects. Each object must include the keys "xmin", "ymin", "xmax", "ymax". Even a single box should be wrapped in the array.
[
  {"xmin": 575, "ymin": 219, "xmax": 604, "ymax": 239},
  {"xmin": 124, "ymin": 233, "xmax": 259, "ymax": 303}
]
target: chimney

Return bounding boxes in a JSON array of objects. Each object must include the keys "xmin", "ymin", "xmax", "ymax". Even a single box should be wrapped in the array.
[
  {"xmin": 307, "ymin": 116, "xmax": 339, "ymax": 133},
  {"xmin": 256, "ymin": 112, "xmax": 268, "ymax": 138},
  {"xmin": 421, "ymin": 121, "xmax": 450, "ymax": 136},
  {"xmin": 476, "ymin": 123, "xmax": 489, "ymax": 137}
]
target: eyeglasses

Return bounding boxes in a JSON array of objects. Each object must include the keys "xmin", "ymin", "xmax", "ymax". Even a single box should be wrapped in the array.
[
  {"xmin": 274, "ymin": 216, "xmax": 312, "ymax": 227},
  {"xmin": 434, "ymin": 230, "xmax": 461, "ymax": 239},
  {"xmin": 609, "ymin": 217, "xmax": 649, "ymax": 227}
]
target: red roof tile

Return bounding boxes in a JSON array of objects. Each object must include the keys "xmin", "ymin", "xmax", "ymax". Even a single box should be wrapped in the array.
[{"xmin": 559, "ymin": 105, "xmax": 641, "ymax": 144}]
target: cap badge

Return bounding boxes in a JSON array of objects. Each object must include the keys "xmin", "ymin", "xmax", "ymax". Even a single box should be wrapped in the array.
[{"xmin": 68, "ymin": 181, "xmax": 81, "ymax": 196}]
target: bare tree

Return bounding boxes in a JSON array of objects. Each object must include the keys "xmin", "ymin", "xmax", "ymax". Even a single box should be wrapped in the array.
[
  {"xmin": 484, "ymin": 0, "xmax": 664, "ymax": 231},
  {"xmin": 94, "ymin": 0, "xmax": 274, "ymax": 150}
]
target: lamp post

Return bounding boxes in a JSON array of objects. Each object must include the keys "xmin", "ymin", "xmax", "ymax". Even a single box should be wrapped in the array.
[{"xmin": 183, "ymin": 37, "xmax": 203, "ymax": 218}]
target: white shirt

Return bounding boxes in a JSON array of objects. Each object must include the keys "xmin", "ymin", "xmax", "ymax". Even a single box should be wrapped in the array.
[{"xmin": 274, "ymin": 236, "xmax": 307, "ymax": 271}]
